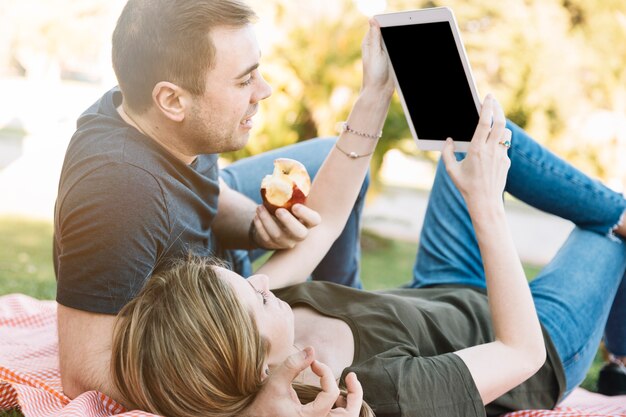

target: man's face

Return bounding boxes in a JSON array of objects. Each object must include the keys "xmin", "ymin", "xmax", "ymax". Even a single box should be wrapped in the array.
[{"xmin": 184, "ymin": 24, "xmax": 272, "ymax": 154}]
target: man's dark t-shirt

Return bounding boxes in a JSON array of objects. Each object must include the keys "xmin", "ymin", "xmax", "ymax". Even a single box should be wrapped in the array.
[
  {"xmin": 54, "ymin": 88, "xmax": 223, "ymax": 314},
  {"xmin": 276, "ymin": 282, "xmax": 566, "ymax": 417}
]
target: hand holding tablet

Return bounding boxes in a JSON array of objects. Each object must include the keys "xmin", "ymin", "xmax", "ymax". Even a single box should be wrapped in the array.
[{"xmin": 374, "ymin": 7, "xmax": 481, "ymax": 152}]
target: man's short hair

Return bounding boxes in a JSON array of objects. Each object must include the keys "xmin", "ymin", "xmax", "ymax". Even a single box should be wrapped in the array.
[{"xmin": 112, "ymin": 0, "xmax": 257, "ymax": 114}]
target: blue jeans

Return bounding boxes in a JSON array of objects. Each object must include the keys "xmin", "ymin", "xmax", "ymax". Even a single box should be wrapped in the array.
[
  {"xmin": 410, "ymin": 121, "xmax": 626, "ymax": 399},
  {"xmin": 220, "ymin": 137, "xmax": 367, "ymax": 288}
]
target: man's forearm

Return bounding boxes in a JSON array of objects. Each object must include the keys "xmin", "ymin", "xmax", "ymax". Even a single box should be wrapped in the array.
[{"xmin": 212, "ymin": 181, "xmax": 257, "ymax": 249}]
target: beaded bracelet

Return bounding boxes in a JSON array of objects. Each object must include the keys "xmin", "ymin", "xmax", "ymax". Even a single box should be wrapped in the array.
[{"xmin": 336, "ymin": 121, "xmax": 383, "ymax": 140}]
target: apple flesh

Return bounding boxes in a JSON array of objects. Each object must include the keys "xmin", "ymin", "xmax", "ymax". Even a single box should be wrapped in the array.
[{"xmin": 260, "ymin": 158, "xmax": 311, "ymax": 214}]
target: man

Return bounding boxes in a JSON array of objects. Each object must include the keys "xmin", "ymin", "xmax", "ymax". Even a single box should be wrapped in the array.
[{"xmin": 53, "ymin": 0, "xmax": 367, "ymax": 405}]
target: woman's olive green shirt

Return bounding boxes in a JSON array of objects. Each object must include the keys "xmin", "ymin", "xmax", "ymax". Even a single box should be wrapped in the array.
[{"xmin": 276, "ymin": 282, "xmax": 565, "ymax": 417}]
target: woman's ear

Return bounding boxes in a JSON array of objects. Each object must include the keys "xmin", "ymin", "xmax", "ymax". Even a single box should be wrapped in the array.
[
  {"xmin": 260, "ymin": 359, "xmax": 270, "ymax": 381},
  {"xmin": 152, "ymin": 81, "xmax": 188, "ymax": 123}
]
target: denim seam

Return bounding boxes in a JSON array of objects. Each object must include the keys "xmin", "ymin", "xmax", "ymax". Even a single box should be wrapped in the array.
[
  {"xmin": 512, "ymin": 146, "xmax": 625, "ymax": 243},
  {"xmin": 560, "ymin": 338, "xmax": 601, "ymax": 392},
  {"xmin": 560, "ymin": 341, "xmax": 586, "ymax": 369}
]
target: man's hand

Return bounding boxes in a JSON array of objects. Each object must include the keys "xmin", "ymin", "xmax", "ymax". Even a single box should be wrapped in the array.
[
  {"xmin": 252, "ymin": 204, "xmax": 321, "ymax": 250},
  {"xmin": 245, "ymin": 347, "xmax": 363, "ymax": 417},
  {"xmin": 214, "ymin": 179, "xmax": 320, "ymax": 250}
]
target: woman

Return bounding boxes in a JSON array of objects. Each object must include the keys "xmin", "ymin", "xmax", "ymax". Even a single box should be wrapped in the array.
[{"xmin": 110, "ymin": 25, "xmax": 626, "ymax": 417}]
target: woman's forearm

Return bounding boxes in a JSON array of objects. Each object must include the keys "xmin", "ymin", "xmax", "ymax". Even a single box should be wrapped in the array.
[
  {"xmin": 454, "ymin": 200, "xmax": 547, "ymax": 404},
  {"xmin": 259, "ymin": 20, "xmax": 395, "ymax": 288},
  {"xmin": 444, "ymin": 96, "xmax": 546, "ymax": 403},
  {"xmin": 307, "ymin": 90, "xmax": 390, "ymax": 232},
  {"xmin": 470, "ymin": 203, "xmax": 545, "ymax": 358},
  {"xmin": 259, "ymin": 91, "xmax": 390, "ymax": 288}
]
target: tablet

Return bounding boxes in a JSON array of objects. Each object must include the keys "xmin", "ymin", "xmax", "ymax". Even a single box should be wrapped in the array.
[{"xmin": 375, "ymin": 7, "xmax": 481, "ymax": 152}]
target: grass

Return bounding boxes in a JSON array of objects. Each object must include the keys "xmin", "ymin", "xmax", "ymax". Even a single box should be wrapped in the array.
[
  {"xmin": 0, "ymin": 217, "xmax": 55, "ymax": 300},
  {"xmin": 0, "ymin": 217, "xmax": 603, "ymax": 416}
]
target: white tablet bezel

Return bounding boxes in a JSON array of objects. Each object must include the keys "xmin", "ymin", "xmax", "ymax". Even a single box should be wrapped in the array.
[{"xmin": 374, "ymin": 7, "xmax": 481, "ymax": 152}]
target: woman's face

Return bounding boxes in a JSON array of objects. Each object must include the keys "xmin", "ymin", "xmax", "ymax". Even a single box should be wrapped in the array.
[{"xmin": 216, "ymin": 267, "xmax": 295, "ymax": 367}]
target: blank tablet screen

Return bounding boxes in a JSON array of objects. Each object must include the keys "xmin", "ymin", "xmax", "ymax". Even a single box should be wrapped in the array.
[{"xmin": 381, "ymin": 22, "xmax": 478, "ymax": 142}]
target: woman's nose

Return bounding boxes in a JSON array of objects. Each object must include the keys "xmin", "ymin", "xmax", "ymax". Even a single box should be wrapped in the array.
[{"xmin": 251, "ymin": 273, "xmax": 270, "ymax": 292}]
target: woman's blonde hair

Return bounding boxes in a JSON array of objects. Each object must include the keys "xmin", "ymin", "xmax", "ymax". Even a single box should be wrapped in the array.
[{"xmin": 111, "ymin": 255, "xmax": 373, "ymax": 417}]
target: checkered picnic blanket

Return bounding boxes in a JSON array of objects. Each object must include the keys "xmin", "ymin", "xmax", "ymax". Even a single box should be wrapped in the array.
[{"xmin": 1, "ymin": 293, "xmax": 626, "ymax": 417}]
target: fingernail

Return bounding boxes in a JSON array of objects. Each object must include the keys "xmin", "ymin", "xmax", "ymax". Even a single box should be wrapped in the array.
[{"xmin": 303, "ymin": 346, "xmax": 312, "ymax": 358}]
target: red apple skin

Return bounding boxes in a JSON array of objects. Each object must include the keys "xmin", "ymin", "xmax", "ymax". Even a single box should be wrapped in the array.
[{"xmin": 261, "ymin": 184, "xmax": 307, "ymax": 215}]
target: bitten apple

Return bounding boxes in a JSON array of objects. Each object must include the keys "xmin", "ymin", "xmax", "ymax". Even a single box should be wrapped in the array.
[{"xmin": 260, "ymin": 158, "xmax": 311, "ymax": 214}]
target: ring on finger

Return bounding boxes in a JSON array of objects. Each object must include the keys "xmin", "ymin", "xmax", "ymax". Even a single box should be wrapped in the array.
[{"xmin": 498, "ymin": 139, "xmax": 511, "ymax": 149}]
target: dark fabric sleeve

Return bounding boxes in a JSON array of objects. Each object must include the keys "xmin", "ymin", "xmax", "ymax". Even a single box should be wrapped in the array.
[
  {"xmin": 342, "ymin": 347, "xmax": 486, "ymax": 417},
  {"xmin": 55, "ymin": 163, "xmax": 169, "ymax": 314}
]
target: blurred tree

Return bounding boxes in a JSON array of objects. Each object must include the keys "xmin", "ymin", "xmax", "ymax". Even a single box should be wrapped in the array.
[
  {"xmin": 224, "ymin": 0, "xmax": 411, "ymax": 180},
  {"xmin": 388, "ymin": 0, "xmax": 626, "ymax": 186},
  {"xmin": 0, "ymin": 0, "xmax": 121, "ymax": 81},
  {"xmin": 2, "ymin": 0, "xmax": 622, "ymax": 186},
  {"xmin": 229, "ymin": 0, "xmax": 626, "ymax": 188}
]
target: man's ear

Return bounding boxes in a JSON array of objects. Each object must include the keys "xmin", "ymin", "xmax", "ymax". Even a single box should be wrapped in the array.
[{"xmin": 152, "ymin": 82, "xmax": 190, "ymax": 122}]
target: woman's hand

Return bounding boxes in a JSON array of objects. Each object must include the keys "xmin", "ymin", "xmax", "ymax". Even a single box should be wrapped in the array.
[
  {"xmin": 312, "ymin": 361, "xmax": 363, "ymax": 417},
  {"xmin": 442, "ymin": 95, "xmax": 512, "ymax": 212},
  {"xmin": 328, "ymin": 371, "xmax": 364, "ymax": 417},
  {"xmin": 445, "ymin": 96, "xmax": 546, "ymax": 403},
  {"xmin": 361, "ymin": 19, "xmax": 395, "ymax": 100},
  {"xmin": 246, "ymin": 347, "xmax": 362, "ymax": 417}
]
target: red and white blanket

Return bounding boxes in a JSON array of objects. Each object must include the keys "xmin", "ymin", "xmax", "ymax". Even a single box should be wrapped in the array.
[{"xmin": 1, "ymin": 293, "xmax": 625, "ymax": 417}]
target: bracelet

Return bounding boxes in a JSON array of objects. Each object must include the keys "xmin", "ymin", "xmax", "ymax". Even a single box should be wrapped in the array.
[
  {"xmin": 336, "ymin": 121, "xmax": 382, "ymax": 140},
  {"xmin": 334, "ymin": 142, "xmax": 375, "ymax": 159}
]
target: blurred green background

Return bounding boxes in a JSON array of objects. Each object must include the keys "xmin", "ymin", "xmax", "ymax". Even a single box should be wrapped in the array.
[{"xmin": 1, "ymin": 0, "xmax": 625, "ymax": 184}]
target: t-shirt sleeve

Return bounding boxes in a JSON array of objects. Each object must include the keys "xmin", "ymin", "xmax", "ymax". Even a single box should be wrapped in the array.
[
  {"xmin": 342, "ymin": 347, "xmax": 486, "ymax": 417},
  {"xmin": 55, "ymin": 163, "xmax": 169, "ymax": 314}
]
